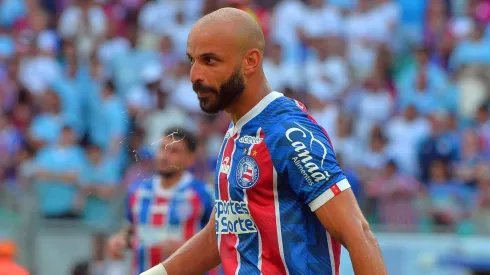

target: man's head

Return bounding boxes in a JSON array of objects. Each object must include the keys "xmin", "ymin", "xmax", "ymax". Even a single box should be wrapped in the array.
[
  {"xmin": 155, "ymin": 127, "xmax": 198, "ymax": 179},
  {"xmin": 86, "ymin": 144, "xmax": 103, "ymax": 164},
  {"xmin": 59, "ymin": 126, "xmax": 75, "ymax": 147},
  {"xmin": 186, "ymin": 8, "xmax": 265, "ymax": 114}
]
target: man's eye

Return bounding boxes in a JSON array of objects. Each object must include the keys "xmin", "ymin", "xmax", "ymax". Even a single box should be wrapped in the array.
[
  {"xmin": 188, "ymin": 57, "xmax": 195, "ymax": 65},
  {"xmin": 205, "ymin": 57, "xmax": 216, "ymax": 65}
]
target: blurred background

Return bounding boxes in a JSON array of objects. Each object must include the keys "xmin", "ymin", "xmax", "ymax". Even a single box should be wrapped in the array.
[{"xmin": 1, "ymin": 0, "xmax": 490, "ymax": 274}]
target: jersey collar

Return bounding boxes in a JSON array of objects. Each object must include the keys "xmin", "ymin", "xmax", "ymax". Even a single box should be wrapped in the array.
[
  {"xmin": 231, "ymin": 91, "xmax": 283, "ymax": 136},
  {"xmin": 153, "ymin": 171, "xmax": 192, "ymax": 196}
]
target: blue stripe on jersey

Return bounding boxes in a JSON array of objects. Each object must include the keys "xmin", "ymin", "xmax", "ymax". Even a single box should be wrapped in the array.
[
  {"xmin": 137, "ymin": 246, "xmax": 146, "ymax": 274},
  {"xmin": 139, "ymin": 185, "xmax": 151, "ymax": 224},
  {"xmin": 236, "ymin": 233, "xmax": 260, "ymax": 275}
]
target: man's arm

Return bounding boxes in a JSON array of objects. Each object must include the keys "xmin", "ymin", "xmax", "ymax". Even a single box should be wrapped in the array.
[
  {"xmin": 314, "ymin": 189, "xmax": 387, "ymax": 275},
  {"xmin": 142, "ymin": 209, "xmax": 221, "ymax": 275}
]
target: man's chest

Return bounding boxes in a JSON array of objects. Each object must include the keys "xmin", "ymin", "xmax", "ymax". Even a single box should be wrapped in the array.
[
  {"xmin": 216, "ymin": 131, "xmax": 273, "ymax": 200},
  {"xmin": 131, "ymin": 189, "xmax": 197, "ymax": 226}
]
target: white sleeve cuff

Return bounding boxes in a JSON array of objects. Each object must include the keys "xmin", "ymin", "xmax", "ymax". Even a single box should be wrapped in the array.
[
  {"xmin": 140, "ymin": 264, "xmax": 168, "ymax": 275},
  {"xmin": 308, "ymin": 178, "xmax": 351, "ymax": 212}
]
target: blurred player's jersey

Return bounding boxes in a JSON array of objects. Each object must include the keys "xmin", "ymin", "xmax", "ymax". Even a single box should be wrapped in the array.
[
  {"xmin": 214, "ymin": 92, "xmax": 350, "ymax": 275},
  {"xmin": 126, "ymin": 172, "xmax": 214, "ymax": 275}
]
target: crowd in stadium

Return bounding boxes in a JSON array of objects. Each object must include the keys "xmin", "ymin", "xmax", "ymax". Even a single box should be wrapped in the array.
[{"xmin": 1, "ymin": 0, "xmax": 490, "ymax": 259}]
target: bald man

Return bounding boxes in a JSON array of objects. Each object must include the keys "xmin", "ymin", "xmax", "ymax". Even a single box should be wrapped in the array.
[{"xmin": 141, "ymin": 7, "xmax": 387, "ymax": 275}]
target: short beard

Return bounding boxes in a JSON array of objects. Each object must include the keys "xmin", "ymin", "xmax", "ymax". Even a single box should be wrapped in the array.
[
  {"xmin": 158, "ymin": 171, "xmax": 178, "ymax": 179},
  {"xmin": 193, "ymin": 66, "xmax": 246, "ymax": 114}
]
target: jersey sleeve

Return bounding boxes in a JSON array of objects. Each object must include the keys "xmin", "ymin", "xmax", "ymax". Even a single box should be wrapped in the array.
[
  {"xmin": 125, "ymin": 183, "xmax": 139, "ymax": 224},
  {"xmin": 265, "ymin": 117, "xmax": 350, "ymax": 212},
  {"xmin": 195, "ymin": 183, "xmax": 215, "ymax": 227}
]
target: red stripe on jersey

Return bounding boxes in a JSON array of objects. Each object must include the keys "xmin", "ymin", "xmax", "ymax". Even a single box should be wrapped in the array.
[
  {"xmin": 129, "ymin": 192, "xmax": 137, "ymax": 223},
  {"xmin": 151, "ymin": 197, "xmax": 167, "ymax": 228},
  {"xmin": 184, "ymin": 191, "xmax": 202, "ymax": 240},
  {"xmin": 150, "ymin": 196, "xmax": 167, "ymax": 268},
  {"xmin": 246, "ymin": 130, "xmax": 288, "ymax": 274},
  {"xmin": 218, "ymin": 134, "xmax": 240, "ymax": 274},
  {"xmin": 149, "ymin": 247, "xmax": 162, "ymax": 268},
  {"xmin": 330, "ymin": 235, "xmax": 341, "ymax": 275}
]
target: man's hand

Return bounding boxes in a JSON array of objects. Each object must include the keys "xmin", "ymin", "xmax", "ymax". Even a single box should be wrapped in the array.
[
  {"xmin": 158, "ymin": 209, "xmax": 221, "ymax": 275},
  {"xmin": 314, "ymin": 188, "xmax": 387, "ymax": 275},
  {"xmin": 59, "ymin": 172, "xmax": 78, "ymax": 183},
  {"xmin": 107, "ymin": 234, "xmax": 128, "ymax": 260}
]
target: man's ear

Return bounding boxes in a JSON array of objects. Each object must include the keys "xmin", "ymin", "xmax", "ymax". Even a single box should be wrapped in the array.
[{"xmin": 242, "ymin": 49, "xmax": 262, "ymax": 75}]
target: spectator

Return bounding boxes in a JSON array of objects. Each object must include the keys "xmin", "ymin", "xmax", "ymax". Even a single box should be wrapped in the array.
[
  {"xmin": 366, "ymin": 160, "xmax": 421, "ymax": 230},
  {"xmin": 450, "ymin": 21, "xmax": 490, "ymax": 72},
  {"xmin": 0, "ymin": 113, "xmax": 23, "ymax": 182},
  {"xmin": 398, "ymin": 67, "xmax": 447, "ymax": 115},
  {"xmin": 305, "ymin": 38, "xmax": 349, "ymax": 100},
  {"xmin": 475, "ymin": 104, "xmax": 490, "ymax": 156},
  {"xmin": 58, "ymin": 0, "xmax": 107, "ymax": 59},
  {"xmin": 111, "ymin": 23, "xmax": 159, "ymax": 96},
  {"xmin": 299, "ymin": 0, "xmax": 343, "ymax": 41},
  {"xmin": 344, "ymin": 0, "xmax": 380, "ymax": 80},
  {"xmin": 18, "ymin": 30, "xmax": 62, "ymax": 95},
  {"xmin": 354, "ymin": 72, "xmax": 394, "ymax": 143},
  {"xmin": 369, "ymin": 0, "xmax": 401, "ymax": 46},
  {"xmin": 32, "ymin": 126, "xmax": 85, "ymax": 218},
  {"xmin": 330, "ymin": 114, "xmax": 361, "ymax": 170},
  {"xmin": 88, "ymin": 80, "xmax": 128, "ymax": 158},
  {"xmin": 269, "ymin": 0, "xmax": 306, "ymax": 63},
  {"xmin": 126, "ymin": 62, "xmax": 164, "ymax": 116},
  {"xmin": 72, "ymin": 233, "xmax": 125, "ymax": 275},
  {"xmin": 262, "ymin": 41, "xmax": 301, "ymax": 93},
  {"xmin": 419, "ymin": 112, "xmax": 460, "ymax": 181},
  {"xmin": 472, "ymin": 161, "xmax": 490, "ymax": 234},
  {"xmin": 79, "ymin": 144, "xmax": 119, "ymax": 230},
  {"xmin": 359, "ymin": 126, "xmax": 392, "ymax": 182},
  {"xmin": 396, "ymin": 46, "xmax": 449, "ymax": 104},
  {"xmin": 386, "ymin": 105, "xmax": 430, "ymax": 176},
  {"xmin": 454, "ymin": 129, "xmax": 484, "ymax": 186},
  {"xmin": 28, "ymin": 90, "xmax": 69, "ymax": 149},
  {"xmin": 427, "ymin": 159, "xmax": 475, "ymax": 231}
]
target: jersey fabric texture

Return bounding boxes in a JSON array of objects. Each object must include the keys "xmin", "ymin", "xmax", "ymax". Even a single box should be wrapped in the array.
[
  {"xmin": 214, "ymin": 91, "xmax": 351, "ymax": 275},
  {"xmin": 126, "ymin": 172, "xmax": 214, "ymax": 275}
]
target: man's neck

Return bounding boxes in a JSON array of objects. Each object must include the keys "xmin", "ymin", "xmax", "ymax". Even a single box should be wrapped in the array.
[
  {"xmin": 227, "ymin": 78, "xmax": 272, "ymax": 124},
  {"xmin": 160, "ymin": 172, "xmax": 184, "ymax": 189}
]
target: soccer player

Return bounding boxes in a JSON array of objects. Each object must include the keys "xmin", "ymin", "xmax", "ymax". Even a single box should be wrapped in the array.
[
  {"xmin": 141, "ymin": 7, "xmax": 387, "ymax": 275},
  {"xmin": 107, "ymin": 128, "xmax": 214, "ymax": 275}
]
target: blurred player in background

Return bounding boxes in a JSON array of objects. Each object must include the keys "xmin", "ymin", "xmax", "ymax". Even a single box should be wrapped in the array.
[
  {"xmin": 142, "ymin": 7, "xmax": 387, "ymax": 275},
  {"xmin": 107, "ymin": 127, "xmax": 215, "ymax": 275}
]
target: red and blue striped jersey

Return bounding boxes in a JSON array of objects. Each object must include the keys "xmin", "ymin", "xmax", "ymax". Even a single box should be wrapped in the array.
[
  {"xmin": 214, "ymin": 92, "xmax": 351, "ymax": 275},
  {"xmin": 126, "ymin": 172, "xmax": 214, "ymax": 275}
]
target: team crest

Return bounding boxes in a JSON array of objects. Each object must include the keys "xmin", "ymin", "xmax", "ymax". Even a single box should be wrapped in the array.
[{"xmin": 236, "ymin": 156, "xmax": 260, "ymax": 189}]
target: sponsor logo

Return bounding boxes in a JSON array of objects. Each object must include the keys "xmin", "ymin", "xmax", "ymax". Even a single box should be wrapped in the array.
[
  {"xmin": 238, "ymin": 135, "xmax": 263, "ymax": 145},
  {"xmin": 236, "ymin": 156, "xmax": 260, "ymax": 189},
  {"xmin": 285, "ymin": 122, "xmax": 331, "ymax": 185},
  {"xmin": 215, "ymin": 200, "xmax": 257, "ymax": 234},
  {"xmin": 220, "ymin": 156, "xmax": 231, "ymax": 174},
  {"xmin": 137, "ymin": 225, "xmax": 182, "ymax": 245}
]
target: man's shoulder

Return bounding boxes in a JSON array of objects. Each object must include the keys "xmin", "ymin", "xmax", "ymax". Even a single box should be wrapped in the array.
[
  {"xmin": 261, "ymin": 98, "xmax": 323, "ymax": 138},
  {"xmin": 260, "ymin": 96, "xmax": 311, "ymax": 132},
  {"xmin": 127, "ymin": 177, "xmax": 154, "ymax": 195}
]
